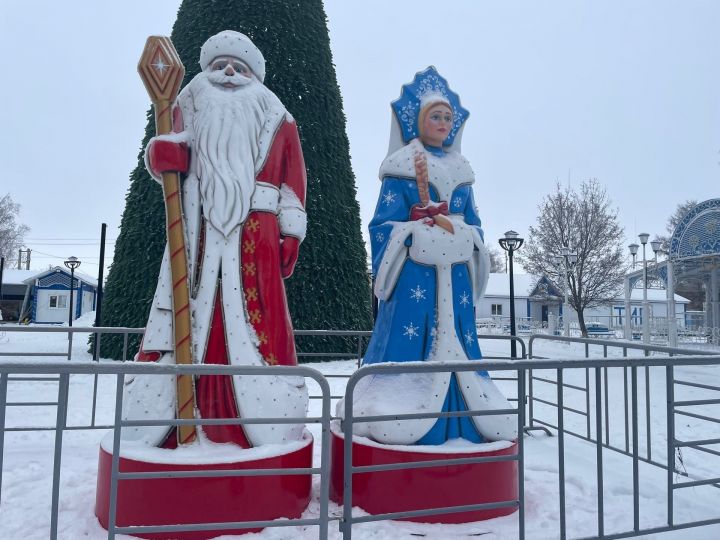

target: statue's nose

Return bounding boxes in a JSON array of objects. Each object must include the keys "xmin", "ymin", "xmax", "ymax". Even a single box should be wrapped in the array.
[{"xmin": 225, "ymin": 65, "xmax": 235, "ymax": 76}]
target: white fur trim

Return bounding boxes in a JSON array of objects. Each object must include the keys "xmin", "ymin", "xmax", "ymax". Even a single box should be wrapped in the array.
[
  {"xmin": 379, "ymin": 141, "xmax": 474, "ymax": 201},
  {"xmin": 120, "ymin": 353, "xmax": 177, "ymax": 446},
  {"xmin": 250, "ymin": 182, "xmax": 280, "ymax": 213},
  {"xmin": 373, "ymin": 221, "xmax": 412, "ymax": 301},
  {"xmin": 471, "ymin": 236, "xmax": 490, "ymax": 304},
  {"xmin": 408, "ymin": 218, "xmax": 474, "ymax": 266},
  {"xmin": 337, "ymin": 369, "xmax": 516, "ymax": 444},
  {"xmin": 420, "ymin": 92, "xmax": 451, "ymax": 110},
  {"xmin": 199, "ymin": 30, "xmax": 266, "ymax": 82},
  {"xmin": 278, "ymin": 184, "xmax": 307, "ymax": 241},
  {"xmin": 255, "ymin": 109, "xmax": 290, "ymax": 175},
  {"xmin": 336, "ymin": 370, "xmax": 450, "ymax": 444},
  {"xmin": 457, "ymin": 371, "xmax": 518, "ymax": 440}
]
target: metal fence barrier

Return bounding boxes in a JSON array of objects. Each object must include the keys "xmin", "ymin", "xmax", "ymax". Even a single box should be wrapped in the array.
[
  {"xmin": 525, "ymin": 335, "xmax": 720, "ymax": 539},
  {"xmin": 338, "ymin": 354, "xmax": 720, "ymax": 539},
  {"xmin": 526, "ymin": 335, "xmax": 716, "ymax": 462},
  {"xmin": 0, "ymin": 326, "xmax": 523, "ymax": 429},
  {"xmin": 340, "ymin": 360, "xmax": 526, "ymax": 540},
  {"xmin": 2, "ymin": 326, "xmax": 720, "ymax": 539},
  {"xmin": 0, "ymin": 360, "xmax": 332, "ymax": 540},
  {"xmin": 105, "ymin": 362, "xmax": 332, "ymax": 539},
  {"xmin": 0, "ymin": 326, "xmax": 525, "ymax": 540}
]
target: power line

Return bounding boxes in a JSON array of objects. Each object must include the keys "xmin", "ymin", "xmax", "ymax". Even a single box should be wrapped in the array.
[
  {"xmin": 25, "ymin": 242, "xmax": 116, "ymax": 246},
  {"xmin": 26, "ymin": 237, "xmax": 117, "ymax": 241},
  {"xmin": 32, "ymin": 256, "xmax": 103, "ymax": 260},
  {"xmin": 31, "ymin": 249, "xmax": 64, "ymax": 259},
  {"xmin": 30, "ymin": 249, "xmax": 103, "ymax": 261}
]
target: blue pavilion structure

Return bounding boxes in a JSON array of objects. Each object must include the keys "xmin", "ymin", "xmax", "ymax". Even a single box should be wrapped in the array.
[{"xmin": 624, "ymin": 198, "xmax": 720, "ymax": 346}]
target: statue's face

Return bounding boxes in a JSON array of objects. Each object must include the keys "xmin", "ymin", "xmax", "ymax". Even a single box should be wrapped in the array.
[
  {"xmin": 420, "ymin": 104, "xmax": 453, "ymax": 147},
  {"xmin": 209, "ymin": 57, "xmax": 253, "ymax": 88}
]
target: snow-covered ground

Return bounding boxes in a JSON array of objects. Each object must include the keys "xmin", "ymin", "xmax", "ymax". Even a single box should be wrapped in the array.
[{"xmin": 0, "ymin": 316, "xmax": 719, "ymax": 539}]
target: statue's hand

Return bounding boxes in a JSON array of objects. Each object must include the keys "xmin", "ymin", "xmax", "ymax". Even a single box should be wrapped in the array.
[
  {"xmin": 147, "ymin": 138, "xmax": 189, "ymax": 178},
  {"xmin": 280, "ymin": 236, "xmax": 300, "ymax": 278}
]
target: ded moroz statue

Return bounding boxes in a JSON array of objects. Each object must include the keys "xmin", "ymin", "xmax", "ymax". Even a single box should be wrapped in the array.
[{"xmin": 124, "ymin": 30, "xmax": 309, "ymax": 449}]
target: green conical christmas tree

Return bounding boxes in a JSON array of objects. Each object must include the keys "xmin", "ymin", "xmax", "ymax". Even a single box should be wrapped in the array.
[{"xmin": 99, "ymin": 0, "xmax": 371, "ymax": 360}]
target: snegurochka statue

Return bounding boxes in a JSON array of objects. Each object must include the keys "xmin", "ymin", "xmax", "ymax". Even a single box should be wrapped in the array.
[{"xmin": 338, "ymin": 67, "xmax": 516, "ymax": 445}]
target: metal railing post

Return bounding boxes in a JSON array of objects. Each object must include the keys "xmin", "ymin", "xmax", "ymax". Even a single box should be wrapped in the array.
[
  {"xmin": 517, "ymin": 367, "xmax": 526, "ymax": 540},
  {"xmin": 107, "ymin": 373, "xmax": 126, "ymax": 540},
  {"xmin": 646, "ymin": 364, "xmax": 652, "ymax": 461},
  {"xmin": 67, "ymin": 329, "xmax": 73, "ymax": 361},
  {"xmin": 557, "ymin": 368, "xmax": 566, "ymax": 540},
  {"xmin": 528, "ymin": 336, "xmax": 535, "ymax": 429},
  {"xmin": 624, "ymin": 348, "xmax": 630, "ymax": 452},
  {"xmin": 586, "ymin": 368, "xmax": 591, "ymax": 439},
  {"xmin": 90, "ymin": 329, "xmax": 104, "ymax": 427},
  {"xmin": 49, "ymin": 373, "xmax": 69, "ymax": 540},
  {"xmin": 341, "ymin": 380, "xmax": 355, "ymax": 540},
  {"xmin": 318, "ymin": 374, "xmax": 332, "ymax": 540},
  {"xmin": 666, "ymin": 364, "xmax": 675, "ymax": 527},
  {"xmin": 356, "ymin": 334, "xmax": 363, "ymax": 368},
  {"xmin": 0, "ymin": 373, "xmax": 7, "ymax": 505},
  {"xmin": 604, "ymin": 367, "xmax": 610, "ymax": 445},
  {"xmin": 595, "ymin": 367, "xmax": 604, "ymax": 537},
  {"xmin": 632, "ymin": 366, "xmax": 640, "ymax": 532}
]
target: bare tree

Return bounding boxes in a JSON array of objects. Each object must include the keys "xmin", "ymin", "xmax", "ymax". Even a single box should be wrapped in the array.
[
  {"xmin": 0, "ymin": 194, "xmax": 30, "ymax": 261},
  {"xmin": 487, "ymin": 245, "xmax": 505, "ymax": 273},
  {"xmin": 517, "ymin": 180, "xmax": 627, "ymax": 336},
  {"xmin": 654, "ymin": 199, "xmax": 697, "ymax": 251}
]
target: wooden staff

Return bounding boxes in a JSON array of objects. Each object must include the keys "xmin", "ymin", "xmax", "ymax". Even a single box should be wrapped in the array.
[{"xmin": 138, "ymin": 36, "xmax": 196, "ymax": 445}]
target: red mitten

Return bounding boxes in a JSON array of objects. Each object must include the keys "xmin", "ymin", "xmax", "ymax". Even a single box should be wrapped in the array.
[
  {"xmin": 148, "ymin": 139, "xmax": 189, "ymax": 177},
  {"xmin": 136, "ymin": 338, "xmax": 161, "ymax": 362},
  {"xmin": 280, "ymin": 236, "xmax": 300, "ymax": 278}
]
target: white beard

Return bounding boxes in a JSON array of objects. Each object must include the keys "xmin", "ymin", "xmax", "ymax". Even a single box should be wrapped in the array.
[{"xmin": 189, "ymin": 74, "xmax": 275, "ymax": 237}]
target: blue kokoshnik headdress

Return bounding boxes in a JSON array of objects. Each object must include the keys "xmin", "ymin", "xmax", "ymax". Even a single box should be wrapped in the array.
[{"xmin": 391, "ymin": 66, "xmax": 470, "ymax": 147}]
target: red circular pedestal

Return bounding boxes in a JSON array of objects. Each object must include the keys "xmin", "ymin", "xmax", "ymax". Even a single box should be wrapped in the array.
[
  {"xmin": 95, "ymin": 434, "xmax": 313, "ymax": 539},
  {"xmin": 330, "ymin": 428, "xmax": 518, "ymax": 523}
]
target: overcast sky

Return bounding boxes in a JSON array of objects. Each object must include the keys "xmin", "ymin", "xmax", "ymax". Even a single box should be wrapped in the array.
[{"xmin": 1, "ymin": 1, "xmax": 718, "ymax": 278}]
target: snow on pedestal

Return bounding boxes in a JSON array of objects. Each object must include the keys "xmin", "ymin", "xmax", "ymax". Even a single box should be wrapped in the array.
[{"xmin": 95, "ymin": 431, "xmax": 313, "ymax": 540}]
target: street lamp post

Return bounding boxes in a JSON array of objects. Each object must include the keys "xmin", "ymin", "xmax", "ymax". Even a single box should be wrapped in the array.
[
  {"xmin": 628, "ymin": 243, "xmax": 639, "ymax": 270},
  {"xmin": 650, "ymin": 239, "xmax": 664, "ymax": 338},
  {"xmin": 651, "ymin": 240, "xmax": 662, "ymax": 266},
  {"xmin": 638, "ymin": 233, "xmax": 650, "ymax": 344},
  {"xmin": 554, "ymin": 247, "xmax": 578, "ymax": 336},
  {"xmin": 499, "ymin": 230, "xmax": 524, "ymax": 358},
  {"xmin": 629, "ymin": 237, "xmax": 666, "ymax": 342},
  {"xmin": 64, "ymin": 256, "xmax": 81, "ymax": 327}
]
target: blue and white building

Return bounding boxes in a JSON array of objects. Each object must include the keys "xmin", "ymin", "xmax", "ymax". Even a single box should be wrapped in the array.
[{"xmin": 0, "ymin": 267, "xmax": 97, "ymax": 323}]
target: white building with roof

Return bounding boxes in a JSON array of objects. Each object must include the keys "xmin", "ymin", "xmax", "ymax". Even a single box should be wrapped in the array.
[
  {"xmin": 0, "ymin": 267, "xmax": 97, "ymax": 323},
  {"xmin": 479, "ymin": 273, "xmax": 689, "ymax": 331}
]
